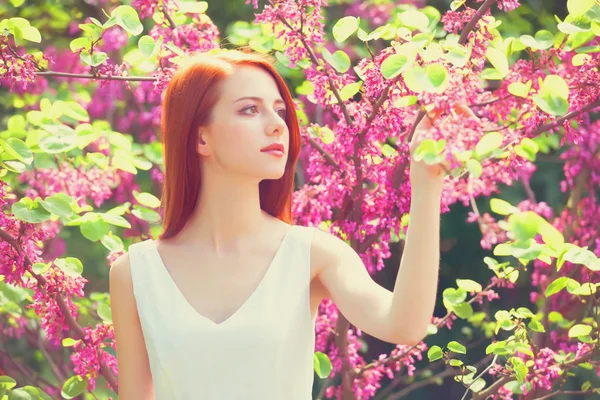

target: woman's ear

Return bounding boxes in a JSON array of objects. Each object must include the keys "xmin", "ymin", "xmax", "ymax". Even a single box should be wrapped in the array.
[{"xmin": 197, "ymin": 129, "xmax": 211, "ymax": 156}]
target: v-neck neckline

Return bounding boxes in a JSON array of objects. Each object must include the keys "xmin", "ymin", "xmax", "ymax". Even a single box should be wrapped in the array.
[{"xmin": 149, "ymin": 225, "xmax": 296, "ymax": 327}]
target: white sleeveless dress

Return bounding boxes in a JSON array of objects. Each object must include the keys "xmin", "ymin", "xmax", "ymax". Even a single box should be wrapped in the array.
[{"xmin": 128, "ymin": 225, "xmax": 318, "ymax": 399}]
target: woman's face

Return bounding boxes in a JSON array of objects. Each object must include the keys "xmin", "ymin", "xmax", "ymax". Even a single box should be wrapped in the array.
[{"xmin": 197, "ymin": 65, "xmax": 290, "ymax": 181}]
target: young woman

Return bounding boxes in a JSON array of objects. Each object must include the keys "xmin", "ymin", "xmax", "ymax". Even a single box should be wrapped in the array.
[{"xmin": 109, "ymin": 48, "xmax": 446, "ymax": 399}]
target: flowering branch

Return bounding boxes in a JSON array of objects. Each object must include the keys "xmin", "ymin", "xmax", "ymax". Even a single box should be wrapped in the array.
[
  {"xmin": 0, "ymin": 228, "xmax": 118, "ymax": 392},
  {"xmin": 472, "ymin": 351, "xmax": 596, "ymax": 400},
  {"xmin": 458, "ymin": 0, "xmax": 496, "ymax": 45}
]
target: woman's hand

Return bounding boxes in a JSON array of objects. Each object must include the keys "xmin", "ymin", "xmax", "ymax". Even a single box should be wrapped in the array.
[{"xmin": 408, "ymin": 103, "xmax": 478, "ymax": 189}]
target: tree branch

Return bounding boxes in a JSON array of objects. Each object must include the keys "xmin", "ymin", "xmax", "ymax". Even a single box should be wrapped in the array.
[
  {"xmin": 458, "ymin": 0, "xmax": 495, "ymax": 45},
  {"xmin": 0, "ymin": 228, "xmax": 118, "ymax": 392}
]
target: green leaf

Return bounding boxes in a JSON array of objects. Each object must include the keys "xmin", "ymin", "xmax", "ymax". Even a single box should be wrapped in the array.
[
  {"xmin": 62, "ymin": 338, "xmax": 80, "ymax": 347},
  {"xmin": 471, "ymin": 378, "xmax": 486, "ymax": 393},
  {"xmin": 453, "ymin": 302, "xmax": 473, "ymax": 319},
  {"xmin": 443, "ymin": 288, "xmax": 467, "ymax": 306},
  {"xmin": 568, "ymin": 324, "xmax": 592, "ymax": 338},
  {"xmin": 80, "ymin": 51, "xmax": 108, "ymax": 67},
  {"xmin": 475, "ymin": 132, "xmax": 503, "ymax": 157},
  {"xmin": 398, "ymin": 9, "xmax": 429, "ymax": 31},
  {"xmin": 54, "ymin": 257, "xmax": 84, "ymax": 278},
  {"xmin": 447, "ymin": 341, "xmax": 466, "ymax": 354},
  {"xmin": 97, "ymin": 303, "xmax": 113, "ymax": 323},
  {"xmin": 520, "ymin": 30, "xmax": 555, "ymax": 50},
  {"xmin": 456, "ymin": 279, "xmax": 482, "ymax": 292},
  {"xmin": 12, "ymin": 199, "xmax": 52, "ymax": 223},
  {"xmin": 381, "ymin": 54, "xmax": 410, "ymax": 79},
  {"xmin": 80, "ymin": 218, "xmax": 110, "ymax": 242},
  {"xmin": 568, "ymin": 0, "xmax": 596, "ymax": 16},
  {"xmin": 32, "ymin": 262, "xmax": 51, "ymax": 274},
  {"xmin": 332, "ymin": 16, "xmax": 359, "ymax": 42},
  {"xmin": 112, "ymin": 5, "xmax": 143, "ymax": 36},
  {"xmin": 486, "ymin": 47, "xmax": 509, "ymax": 78},
  {"xmin": 138, "ymin": 35, "xmax": 156, "ymax": 58},
  {"xmin": 508, "ymin": 81, "xmax": 531, "ymax": 98},
  {"xmin": 538, "ymin": 220, "xmax": 564, "ymax": 248},
  {"xmin": 313, "ymin": 352, "xmax": 333, "ymax": 378},
  {"xmin": 340, "ymin": 82, "xmax": 362, "ymax": 101},
  {"xmin": 413, "ymin": 138, "xmax": 446, "ymax": 165},
  {"xmin": 449, "ymin": 359, "xmax": 463, "ymax": 367},
  {"xmin": 112, "ymin": 155, "xmax": 138, "ymax": 174},
  {"xmin": 62, "ymin": 101, "xmax": 89, "ymax": 122},
  {"xmin": 486, "ymin": 341, "xmax": 507, "ymax": 355},
  {"xmin": 61, "ymin": 375, "xmax": 88, "ymax": 399},
  {"xmin": 533, "ymin": 75, "xmax": 569, "ymax": 116},
  {"xmin": 39, "ymin": 135, "xmax": 78, "ymax": 154},
  {"xmin": 1, "ymin": 138, "xmax": 33, "ymax": 164},
  {"xmin": 101, "ymin": 233, "xmax": 124, "ymax": 253},
  {"xmin": 545, "ymin": 277, "xmax": 568, "ymax": 297},
  {"xmin": 404, "ymin": 64, "xmax": 449, "ymax": 93},
  {"xmin": 490, "ymin": 198, "xmax": 519, "ymax": 215},
  {"xmin": 393, "ymin": 95, "xmax": 418, "ymax": 108},
  {"xmin": 132, "ymin": 205, "xmax": 161, "ymax": 223},
  {"xmin": 178, "ymin": 1, "xmax": 208, "ymax": 14},
  {"xmin": 467, "ymin": 159, "xmax": 482, "ymax": 178},
  {"xmin": 134, "ymin": 191, "xmax": 161, "ymax": 209},
  {"xmin": 427, "ymin": 345, "xmax": 443, "ymax": 362},
  {"xmin": 322, "ymin": 48, "xmax": 351, "ymax": 73},
  {"xmin": 38, "ymin": 195, "xmax": 73, "ymax": 218},
  {"xmin": 528, "ymin": 320, "xmax": 546, "ymax": 332},
  {"xmin": 70, "ymin": 37, "xmax": 91, "ymax": 52}
]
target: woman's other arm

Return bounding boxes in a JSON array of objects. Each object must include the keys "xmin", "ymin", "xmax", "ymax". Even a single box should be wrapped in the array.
[{"xmin": 110, "ymin": 253, "xmax": 154, "ymax": 399}]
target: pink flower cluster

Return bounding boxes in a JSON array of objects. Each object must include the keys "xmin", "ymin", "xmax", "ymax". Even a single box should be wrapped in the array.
[
  {"xmin": 20, "ymin": 162, "xmax": 119, "ymax": 208},
  {"xmin": 70, "ymin": 324, "xmax": 118, "ymax": 391}
]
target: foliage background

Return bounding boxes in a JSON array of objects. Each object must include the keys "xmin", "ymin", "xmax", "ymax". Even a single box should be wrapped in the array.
[{"xmin": 1, "ymin": 0, "xmax": 599, "ymax": 399}]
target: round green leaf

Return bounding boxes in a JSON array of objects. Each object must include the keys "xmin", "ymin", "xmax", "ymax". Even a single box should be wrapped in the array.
[
  {"xmin": 101, "ymin": 233, "xmax": 124, "ymax": 253},
  {"xmin": 138, "ymin": 35, "xmax": 156, "ymax": 57},
  {"xmin": 39, "ymin": 135, "xmax": 78, "ymax": 154},
  {"xmin": 568, "ymin": 324, "xmax": 592, "ymax": 338},
  {"xmin": 12, "ymin": 200, "xmax": 52, "ymax": 223},
  {"xmin": 447, "ymin": 341, "xmax": 466, "ymax": 354},
  {"xmin": 113, "ymin": 5, "xmax": 143, "ymax": 36},
  {"xmin": 54, "ymin": 257, "xmax": 84, "ymax": 278},
  {"xmin": 332, "ymin": 16, "xmax": 358, "ymax": 43},
  {"xmin": 427, "ymin": 345, "xmax": 443, "ymax": 362},
  {"xmin": 80, "ymin": 218, "xmax": 110, "ymax": 242},
  {"xmin": 568, "ymin": 0, "xmax": 596, "ymax": 16},
  {"xmin": 475, "ymin": 132, "xmax": 503, "ymax": 157},
  {"xmin": 97, "ymin": 303, "xmax": 113, "ymax": 323},
  {"xmin": 39, "ymin": 195, "xmax": 73, "ymax": 218},
  {"xmin": 322, "ymin": 48, "xmax": 351, "ymax": 73},
  {"xmin": 508, "ymin": 81, "xmax": 531, "ymax": 98},
  {"xmin": 486, "ymin": 47, "xmax": 509, "ymax": 78},
  {"xmin": 490, "ymin": 198, "xmax": 519, "ymax": 215},
  {"xmin": 456, "ymin": 279, "xmax": 482, "ymax": 292},
  {"xmin": 381, "ymin": 54, "xmax": 409, "ymax": 79},
  {"xmin": 1, "ymin": 138, "xmax": 33, "ymax": 164},
  {"xmin": 545, "ymin": 277, "xmax": 568, "ymax": 297},
  {"xmin": 398, "ymin": 9, "xmax": 429, "ymax": 31},
  {"xmin": 453, "ymin": 302, "xmax": 474, "ymax": 319},
  {"xmin": 134, "ymin": 191, "xmax": 161, "ymax": 209},
  {"xmin": 132, "ymin": 205, "xmax": 161, "ymax": 223},
  {"xmin": 443, "ymin": 287, "xmax": 467, "ymax": 306},
  {"xmin": 313, "ymin": 351, "xmax": 333, "ymax": 378},
  {"xmin": 61, "ymin": 375, "xmax": 88, "ymax": 399}
]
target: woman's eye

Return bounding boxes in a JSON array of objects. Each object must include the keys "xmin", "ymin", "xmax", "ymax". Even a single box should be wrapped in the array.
[
  {"xmin": 242, "ymin": 105, "xmax": 259, "ymax": 114},
  {"xmin": 277, "ymin": 109, "xmax": 287, "ymax": 118}
]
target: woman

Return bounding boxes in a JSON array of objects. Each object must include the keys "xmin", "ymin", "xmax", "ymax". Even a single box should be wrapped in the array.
[{"xmin": 109, "ymin": 48, "xmax": 446, "ymax": 399}]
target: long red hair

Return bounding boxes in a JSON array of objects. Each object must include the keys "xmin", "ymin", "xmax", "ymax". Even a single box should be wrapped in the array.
[{"xmin": 158, "ymin": 48, "xmax": 301, "ymax": 239}]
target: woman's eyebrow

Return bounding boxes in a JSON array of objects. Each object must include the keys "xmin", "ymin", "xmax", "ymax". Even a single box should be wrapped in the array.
[{"xmin": 233, "ymin": 96, "xmax": 286, "ymax": 106}]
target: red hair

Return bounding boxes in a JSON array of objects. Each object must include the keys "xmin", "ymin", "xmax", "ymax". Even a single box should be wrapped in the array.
[{"xmin": 158, "ymin": 48, "xmax": 301, "ymax": 239}]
